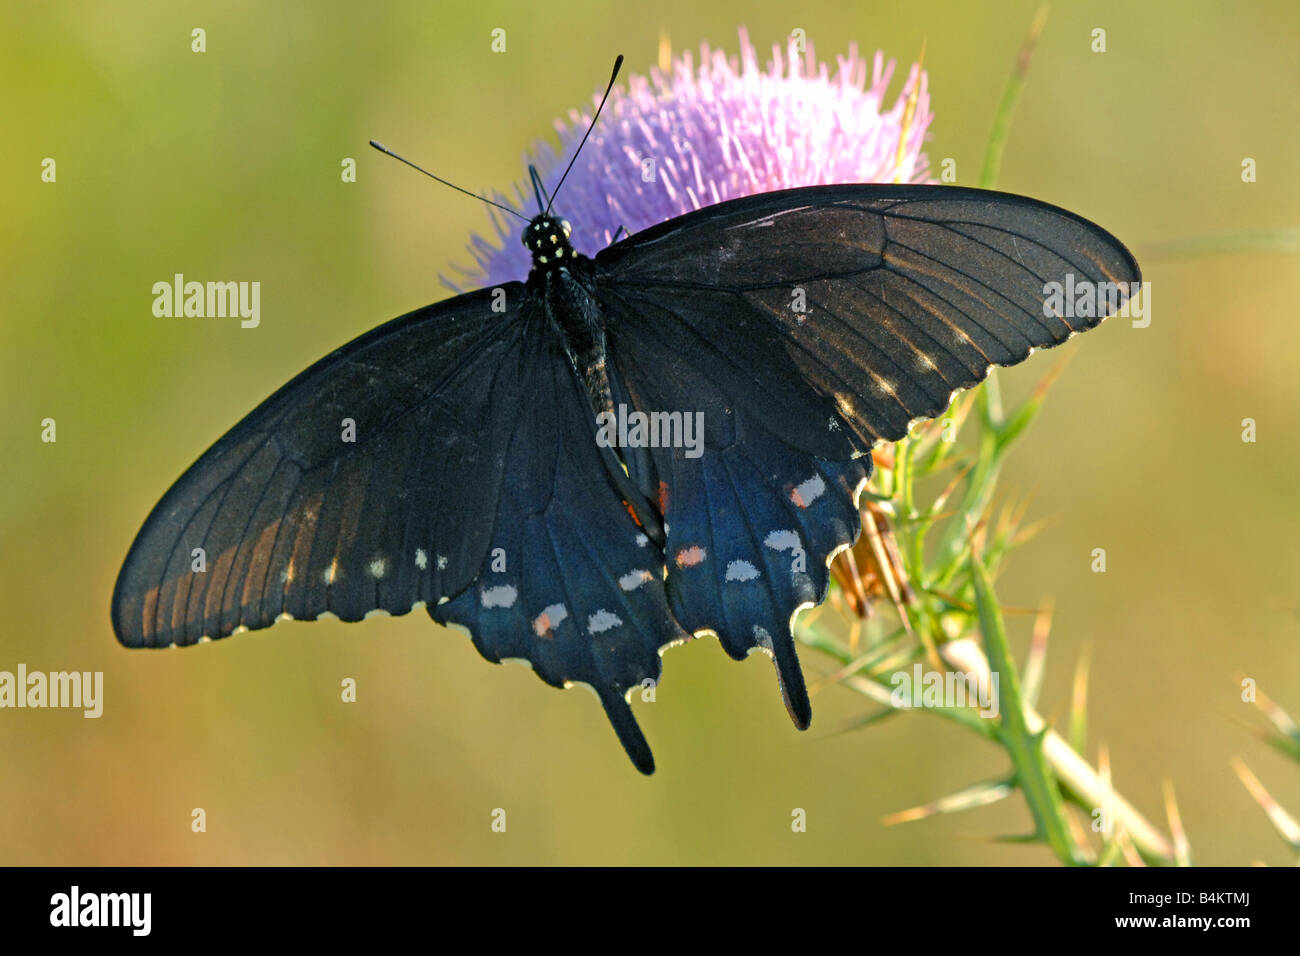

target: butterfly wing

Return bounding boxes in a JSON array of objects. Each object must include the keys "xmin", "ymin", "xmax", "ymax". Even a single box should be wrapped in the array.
[
  {"xmin": 429, "ymin": 344, "xmax": 687, "ymax": 774},
  {"xmin": 113, "ymin": 282, "xmax": 685, "ymax": 772},
  {"xmin": 599, "ymin": 296, "xmax": 870, "ymax": 727},
  {"xmin": 596, "ymin": 184, "xmax": 1141, "ymax": 448},
  {"xmin": 593, "ymin": 184, "xmax": 1140, "ymax": 725},
  {"xmin": 112, "ymin": 285, "xmax": 534, "ymax": 648}
]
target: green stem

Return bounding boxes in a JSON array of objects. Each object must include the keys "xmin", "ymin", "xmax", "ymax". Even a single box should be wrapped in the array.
[
  {"xmin": 970, "ymin": 545, "xmax": 1080, "ymax": 863},
  {"xmin": 802, "ymin": 613, "xmax": 1177, "ymax": 863}
]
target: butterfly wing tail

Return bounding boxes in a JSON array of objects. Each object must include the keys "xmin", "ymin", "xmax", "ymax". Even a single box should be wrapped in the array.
[{"xmin": 598, "ymin": 689, "xmax": 656, "ymax": 775}]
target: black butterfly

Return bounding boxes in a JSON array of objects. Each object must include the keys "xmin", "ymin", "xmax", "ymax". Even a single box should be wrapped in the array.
[{"xmin": 112, "ymin": 63, "xmax": 1139, "ymax": 775}]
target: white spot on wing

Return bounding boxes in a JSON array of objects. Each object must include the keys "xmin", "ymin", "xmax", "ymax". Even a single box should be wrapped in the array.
[
  {"xmin": 480, "ymin": 585, "xmax": 518, "ymax": 609},
  {"xmin": 726, "ymin": 559, "xmax": 760, "ymax": 582},
  {"xmin": 368, "ymin": 557, "xmax": 387, "ymax": 579},
  {"xmin": 619, "ymin": 569, "xmax": 653, "ymax": 591},
  {"xmin": 588, "ymin": 609, "xmax": 622, "ymax": 634},
  {"xmin": 323, "ymin": 558, "xmax": 339, "ymax": 585},
  {"xmin": 415, "ymin": 548, "xmax": 428, "ymax": 570},
  {"xmin": 765, "ymin": 530, "xmax": 800, "ymax": 552}
]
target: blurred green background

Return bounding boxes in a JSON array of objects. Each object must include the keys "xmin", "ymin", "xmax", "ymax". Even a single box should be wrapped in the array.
[{"xmin": 3, "ymin": 0, "xmax": 1297, "ymax": 865}]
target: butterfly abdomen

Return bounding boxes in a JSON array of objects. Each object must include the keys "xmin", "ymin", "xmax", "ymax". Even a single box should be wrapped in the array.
[{"xmin": 536, "ymin": 259, "xmax": 615, "ymax": 421}]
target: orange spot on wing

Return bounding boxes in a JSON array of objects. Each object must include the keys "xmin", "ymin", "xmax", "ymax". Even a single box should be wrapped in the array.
[
  {"xmin": 675, "ymin": 545, "xmax": 706, "ymax": 569},
  {"xmin": 657, "ymin": 480, "xmax": 670, "ymax": 515},
  {"xmin": 790, "ymin": 487, "xmax": 806, "ymax": 508},
  {"xmin": 533, "ymin": 611, "xmax": 554, "ymax": 638},
  {"xmin": 622, "ymin": 499, "xmax": 644, "ymax": 528}
]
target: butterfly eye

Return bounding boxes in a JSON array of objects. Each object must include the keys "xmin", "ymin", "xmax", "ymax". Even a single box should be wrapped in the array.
[{"xmin": 561, "ymin": 220, "xmax": 572, "ymax": 238}]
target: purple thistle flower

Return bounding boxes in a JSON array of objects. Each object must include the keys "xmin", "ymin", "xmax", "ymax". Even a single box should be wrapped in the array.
[{"xmin": 452, "ymin": 28, "xmax": 932, "ymax": 290}]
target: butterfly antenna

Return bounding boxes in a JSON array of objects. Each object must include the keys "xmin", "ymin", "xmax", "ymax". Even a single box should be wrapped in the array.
[
  {"xmin": 545, "ymin": 54, "xmax": 623, "ymax": 215},
  {"xmin": 528, "ymin": 165, "xmax": 550, "ymax": 214},
  {"xmin": 369, "ymin": 140, "xmax": 528, "ymax": 223}
]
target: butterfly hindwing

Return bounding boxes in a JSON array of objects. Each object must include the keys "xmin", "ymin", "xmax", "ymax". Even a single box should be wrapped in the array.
[
  {"xmin": 603, "ymin": 304, "xmax": 870, "ymax": 728},
  {"xmin": 431, "ymin": 337, "xmax": 687, "ymax": 773}
]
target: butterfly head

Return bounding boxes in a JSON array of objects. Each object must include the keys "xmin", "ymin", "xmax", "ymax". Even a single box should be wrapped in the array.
[{"xmin": 523, "ymin": 215, "xmax": 574, "ymax": 271}]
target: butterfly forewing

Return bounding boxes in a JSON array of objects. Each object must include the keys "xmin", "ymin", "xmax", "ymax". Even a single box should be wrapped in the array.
[
  {"xmin": 112, "ymin": 285, "xmax": 530, "ymax": 648},
  {"xmin": 596, "ymin": 185, "xmax": 1141, "ymax": 448}
]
